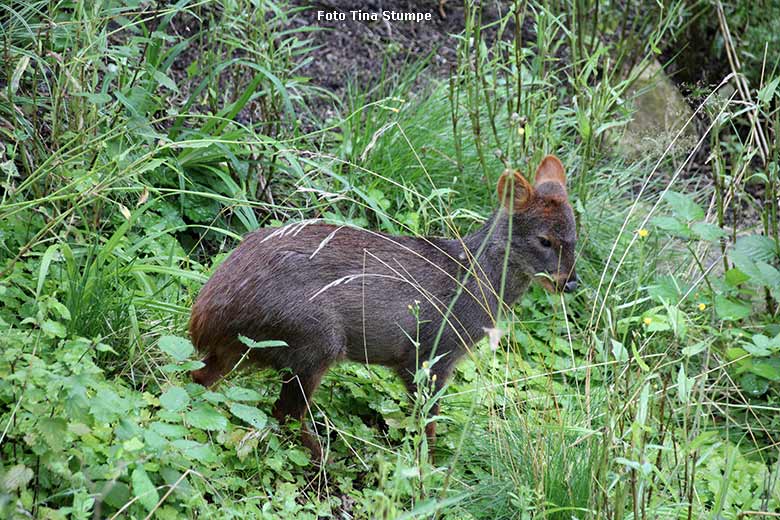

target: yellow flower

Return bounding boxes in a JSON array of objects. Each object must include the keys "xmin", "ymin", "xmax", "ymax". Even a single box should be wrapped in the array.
[
  {"xmin": 643, "ymin": 317, "xmax": 652, "ymax": 326},
  {"xmin": 638, "ymin": 228, "xmax": 649, "ymax": 238},
  {"xmin": 517, "ymin": 126, "xmax": 525, "ymax": 136},
  {"xmin": 698, "ymin": 303, "xmax": 707, "ymax": 311}
]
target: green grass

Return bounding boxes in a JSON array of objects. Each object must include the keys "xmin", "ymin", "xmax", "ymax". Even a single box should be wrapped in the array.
[{"xmin": 1, "ymin": 0, "xmax": 780, "ymax": 518}]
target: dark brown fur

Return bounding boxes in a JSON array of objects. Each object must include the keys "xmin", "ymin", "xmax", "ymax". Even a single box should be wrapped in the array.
[{"xmin": 189, "ymin": 156, "xmax": 578, "ymax": 461}]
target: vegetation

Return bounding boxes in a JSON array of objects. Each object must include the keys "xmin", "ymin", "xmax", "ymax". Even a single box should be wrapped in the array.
[{"xmin": 1, "ymin": 1, "xmax": 779, "ymax": 518}]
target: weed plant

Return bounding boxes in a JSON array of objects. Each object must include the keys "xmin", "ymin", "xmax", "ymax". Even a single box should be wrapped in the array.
[{"xmin": 1, "ymin": 1, "xmax": 779, "ymax": 518}]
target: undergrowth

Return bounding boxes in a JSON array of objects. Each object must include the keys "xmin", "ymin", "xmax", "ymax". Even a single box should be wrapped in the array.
[{"xmin": 1, "ymin": 1, "xmax": 779, "ymax": 518}]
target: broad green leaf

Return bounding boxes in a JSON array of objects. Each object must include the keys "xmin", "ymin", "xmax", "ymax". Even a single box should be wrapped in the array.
[
  {"xmin": 725, "ymin": 268, "xmax": 750, "ymax": 287},
  {"xmin": 744, "ymin": 335, "xmax": 771, "ymax": 357},
  {"xmin": 750, "ymin": 358, "xmax": 780, "ymax": 381},
  {"xmin": 172, "ymin": 439, "xmax": 217, "ymax": 463},
  {"xmin": 158, "ymin": 335, "xmax": 194, "ymax": 361},
  {"xmin": 186, "ymin": 404, "xmax": 227, "ymax": 431},
  {"xmin": 691, "ymin": 222, "xmax": 726, "ymax": 242},
  {"xmin": 758, "ymin": 76, "xmax": 780, "ymax": 104},
  {"xmin": 238, "ymin": 335, "xmax": 288, "ymax": 349},
  {"xmin": 734, "ymin": 235, "xmax": 777, "ymax": 263},
  {"xmin": 652, "ymin": 216, "xmax": 690, "ymax": 238},
  {"xmin": 131, "ymin": 467, "xmax": 159, "ymax": 512},
  {"xmin": 90, "ymin": 389, "xmax": 129, "ymax": 423},
  {"xmin": 225, "ymin": 387, "xmax": 263, "ymax": 402},
  {"xmin": 2, "ymin": 465, "xmax": 34, "ymax": 492},
  {"xmin": 663, "ymin": 191, "xmax": 704, "ymax": 221},
  {"xmin": 159, "ymin": 387, "xmax": 190, "ymax": 412},
  {"xmin": 41, "ymin": 319, "xmax": 66, "ymax": 338},
  {"xmin": 739, "ymin": 373, "xmax": 769, "ymax": 397},
  {"xmin": 714, "ymin": 296, "xmax": 752, "ymax": 321},
  {"xmin": 287, "ymin": 449, "xmax": 310, "ymax": 466},
  {"xmin": 103, "ymin": 482, "xmax": 131, "ymax": 510},
  {"xmin": 229, "ymin": 403, "xmax": 267, "ymax": 429}
]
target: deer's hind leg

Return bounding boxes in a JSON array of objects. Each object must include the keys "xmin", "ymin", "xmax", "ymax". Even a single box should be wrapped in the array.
[{"xmin": 271, "ymin": 333, "xmax": 346, "ymax": 463}]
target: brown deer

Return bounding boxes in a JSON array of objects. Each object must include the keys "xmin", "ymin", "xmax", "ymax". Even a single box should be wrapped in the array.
[{"xmin": 189, "ymin": 155, "xmax": 577, "ymax": 461}]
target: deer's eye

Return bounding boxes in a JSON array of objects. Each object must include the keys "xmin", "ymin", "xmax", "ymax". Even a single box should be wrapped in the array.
[{"xmin": 538, "ymin": 237, "xmax": 552, "ymax": 248}]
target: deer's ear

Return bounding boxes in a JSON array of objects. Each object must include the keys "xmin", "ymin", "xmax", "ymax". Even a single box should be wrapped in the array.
[
  {"xmin": 535, "ymin": 155, "xmax": 566, "ymax": 189},
  {"xmin": 497, "ymin": 170, "xmax": 533, "ymax": 213}
]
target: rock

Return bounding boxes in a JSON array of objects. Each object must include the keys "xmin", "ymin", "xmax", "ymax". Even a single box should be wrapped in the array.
[{"xmin": 618, "ymin": 59, "xmax": 699, "ymax": 160}]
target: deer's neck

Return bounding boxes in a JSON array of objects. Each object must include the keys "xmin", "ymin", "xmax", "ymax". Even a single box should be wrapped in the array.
[{"xmin": 458, "ymin": 212, "xmax": 531, "ymax": 316}]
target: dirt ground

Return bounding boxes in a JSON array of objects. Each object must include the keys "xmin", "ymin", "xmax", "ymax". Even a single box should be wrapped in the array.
[{"xmin": 288, "ymin": 0, "xmax": 531, "ymax": 111}]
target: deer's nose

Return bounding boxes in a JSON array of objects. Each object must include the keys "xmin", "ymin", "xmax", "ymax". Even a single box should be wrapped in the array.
[{"xmin": 563, "ymin": 274, "xmax": 578, "ymax": 293}]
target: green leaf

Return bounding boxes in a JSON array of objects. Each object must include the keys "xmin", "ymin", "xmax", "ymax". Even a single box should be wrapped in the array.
[
  {"xmin": 690, "ymin": 222, "xmax": 726, "ymax": 242},
  {"xmin": 758, "ymin": 76, "xmax": 780, "ymax": 104},
  {"xmin": 744, "ymin": 335, "xmax": 772, "ymax": 357},
  {"xmin": 2, "ymin": 464, "xmax": 34, "ymax": 492},
  {"xmin": 171, "ymin": 439, "xmax": 217, "ymax": 463},
  {"xmin": 229, "ymin": 403, "xmax": 267, "ymax": 429},
  {"xmin": 186, "ymin": 404, "xmax": 227, "ymax": 431},
  {"xmin": 41, "ymin": 319, "xmax": 67, "ymax": 338},
  {"xmin": 652, "ymin": 216, "xmax": 690, "ymax": 238},
  {"xmin": 287, "ymin": 449, "xmax": 310, "ymax": 466},
  {"xmin": 750, "ymin": 358, "xmax": 780, "ymax": 381},
  {"xmin": 153, "ymin": 70, "xmax": 179, "ymax": 92},
  {"xmin": 734, "ymin": 235, "xmax": 777, "ymax": 263},
  {"xmin": 238, "ymin": 335, "xmax": 288, "ymax": 349},
  {"xmin": 663, "ymin": 191, "xmax": 704, "ymax": 221},
  {"xmin": 225, "ymin": 387, "xmax": 262, "ymax": 402},
  {"xmin": 739, "ymin": 373, "xmax": 769, "ymax": 397},
  {"xmin": 682, "ymin": 341, "xmax": 708, "ymax": 358},
  {"xmin": 725, "ymin": 268, "xmax": 750, "ymax": 287},
  {"xmin": 611, "ymin": 339, "xmax": 628, "ymax": 362},
  {"xmin": 677, "ymin": 365, "xmax": 693, "ymax": 404},
  {"xmin": 158, "ymin": 335, "xmax": 194, "ymax": 361},
  {"xmin": 90, "ymin": 389, "xmax": 129, "ymax": 423},
  {"xmin": 714, "ymin": 296, "xmax": 752, "ymax": 321},
  {"xmin": 159, "ymin": 387, "xmax": 190, "ymax": 412},
  {"xmin": 131, "ymin": 467, "xmax": 159, "ymax": 512},
  {"xmin": 102, "ymin": 482, "xmax": 130, "ymax": 509},
  {"xmin": 36, "ymin": 244, "xmax": 59, "ymax": 298}
]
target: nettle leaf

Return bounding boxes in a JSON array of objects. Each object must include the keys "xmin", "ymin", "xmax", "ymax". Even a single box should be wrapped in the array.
[
  {"xmin": 691, "ymin": 222, "xmax": 726, "ymax": 242},
  {"xmin": 131, "ymin": 467, "xmax": 159, "ymax": 512},
  {"xmin": 731, "ymin": 250, "xmax": 780, "ymax": 288},
  {"xmin": 159, "ymin": 387, "xmax": 190, "ymax": 412},
  {"xmin": 90, "ymin": 388, "xmax": 130, "ymax": 423},
  {"xmin": 663, "ymin": 191, "xmax": 705, "ymax": 222},
  {"xmin": 238, "ymin": 335, "xmax": 288, "ymax": 349},
  {"xmin": 225, "ymin": 386, "xmax": 262, "ymax": 402},
  {"xmin": 734, "ymin": 235, "xmax": 778, "ymax": 263},
  {"xmin": 229, "ymin": 403, "xmax": 267, "ymax": 429},
  {"xmin": 171, "ymin": 439, "xmax": 217, "ymax": 463},
  {"xmin": 287, "ymin": 449, "xmax": 310, "ymax": 466},
  {"xmin": 1, "ymin": 464, "xmax": 34, "ymax": 492},
  {"xmin": 41, "ymin": 319, "xmax": 67, "ymax": 338},
  {"xmin": 158, "ymin": 335, "xmax": 194, "ymax": 361},
  {"xmin": 714, "ymin": 296, "xmax": 752, "ymax": 321},
  {"xmin": 652, "ymin": 216, "xmax": 691, "ymax": 238},
  {"xmin": 186, "ymin": 403, "xmax": 227, "ymax": 431}
]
